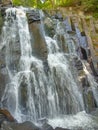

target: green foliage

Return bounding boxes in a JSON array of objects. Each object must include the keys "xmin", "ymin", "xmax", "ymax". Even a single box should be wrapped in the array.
[
  {"xmin": 13, "ymin": 0, "xmax": 36, "ymax": 7},
  {"xmin": 58, "ymin": 0, "xmax": 81, "ymax": 7},
  {"xmin": 82, "ymin": 0, "xmax": 98, "ymax": 12},
  {"xmin": 81, "ymin": 0, "xmax": 98, "ymax": 18},
  {"xmin": 13, "ymin": 0, "xmax": 57, "ymax": 9},
  {"xmin": 12, "ymin": 0, "xmax": 81, "ymax": 8},
  {"xmin": 12, "ymin": 0, "xmax": 98, "ymax": 18},
  {"xmin": 37, "ymin": 0, "xmax": 53, "ymax": 9},
  {"xmin": 93, "ymin": 12, "xmax": 98, "ymax": 19}
]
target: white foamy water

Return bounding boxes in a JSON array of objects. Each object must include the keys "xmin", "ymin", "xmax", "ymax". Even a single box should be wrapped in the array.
[{"xmin": 48, "ymin": 111, "xmax": 98, "ymax": 130}]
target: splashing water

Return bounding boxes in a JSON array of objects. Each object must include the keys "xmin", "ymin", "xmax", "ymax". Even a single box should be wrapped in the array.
[{"xmin": 48, "ymin": 111, "xmax": 98, "ymax": 130}]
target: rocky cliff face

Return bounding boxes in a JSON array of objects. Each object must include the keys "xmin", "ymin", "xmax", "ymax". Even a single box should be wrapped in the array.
[
  {"xmin": 59, "ymin": 7, "xmax": 98, "ymax": 75},
  {"xmin": 1, "ymin": 0, "xmax": 12, "ymax": 5}
]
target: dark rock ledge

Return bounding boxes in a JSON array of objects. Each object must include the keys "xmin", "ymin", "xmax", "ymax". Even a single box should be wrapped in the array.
[{"xmin": 0, "ymin": 109, "xmax": 71, "ymax": 130}]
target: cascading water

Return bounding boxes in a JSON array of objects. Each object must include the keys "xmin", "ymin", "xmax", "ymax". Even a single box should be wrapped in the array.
[
  {"xmin": 45, "ymin": 20, "xmax": 85, "ymax": 113},
  {"xmin": 0, "ymin": 7, "xmax": 98, "ymax": 130}
]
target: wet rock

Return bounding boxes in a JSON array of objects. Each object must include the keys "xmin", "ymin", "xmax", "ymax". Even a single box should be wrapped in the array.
[
  {"xmin": 0, "ymin": 12, "xmax": 3, "ymax": 33},
  {"xmin": 0, "ymin": 109, "xmax": 15, "ymax": 122},
  {"xmin": 90, "ymin": 108, "xmax": 98, "ymax": 116},
  {"xmin": 54, "ymin": 12, "xmax": 63, "ymax": 21},
  {"xmin": 55, "ymin": 127, "xmax": 71, "ymax": 130},
  {"xmin": 43, "ymin": 60, "xmax": 50, "ymax": 74},
  {"xmin": 56, "ymin": 34, "xmax": 66, "ymax": 52},
  {"xmin": 29, "ymin": 22, "xmax": 47, "ymax": 60},
  {"xmin": 67, "ymin": 31, "xmax": 75, "ymax": 35},
  {"xmin": 0, "ymin": 72, "xmax": 9, "ymax": 101},
  {"xmin": 41, "ymin": 123, "xmax": 54, "ymax": 130},
  {"xmin": 19, "ymin": 80, "xmax": 28, "ymax": 112},
  {"xmin": 73, "ymin": 57, "xmax": 83, "ymax": 71},
  {"xmin": 80, "ymin": 47, "xmax": 88, "ymax": 60},
  {"xmin": 28, "ymin": 16, "xmax": 40, "ymax": 24},
  {"xmin": 44, "ymin": 17, "xmax": 55, "ymax": 37},
  {"xmin": 0, "ymin": 0, "xmax": 13, "ymax": 17},
  {"xmin": 1, "ymin": 121, "xmax": 39, "ymax": 130},
  {"xmin": 0, "ymin": 109, "xmax": 16, "ymax": 127},
  {"xmin": 27, "ymin": 9, "xmax": 40, "ymax": 24},
  {"xmin": 83, "ymin": 89, "xmax": 96, "ymax": 113},
  {"xmin": 44, "ymin": 17, "xmax": 53, "ymax": 29},
  {"xmin": 80, "ymin": 76, "xmax": 90, "ymax": 87}
]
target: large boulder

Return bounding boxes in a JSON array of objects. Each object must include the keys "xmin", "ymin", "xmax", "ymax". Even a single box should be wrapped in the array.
[
  {"xmin": 1, "ymin": 121, "xmax": 39, "ymax": 130},
  {"xmin": 0, "ymin": 109, "xmax": 16, "ymax": 127},
  {"xmin": 29, "ymin": 22, "xmax": 47, "ymax": 60},
  {"xmin": 0, "ymin": 109, "xmax": 40, "ymax": 130},
  {"xmin": 41, "ymin": 123, "xmax": 71, "ymax": 130}
]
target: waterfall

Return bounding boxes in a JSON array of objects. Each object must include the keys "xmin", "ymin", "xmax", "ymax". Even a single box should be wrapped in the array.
[{"xmin": 0, "ymin": 7, "xmax": 98, "ymax": 130}]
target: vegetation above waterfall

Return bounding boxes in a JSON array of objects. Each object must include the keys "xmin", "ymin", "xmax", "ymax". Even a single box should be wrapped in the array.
[{"xmin": 12, "ymin": 0, "xmax": 98, "ymax": 17}]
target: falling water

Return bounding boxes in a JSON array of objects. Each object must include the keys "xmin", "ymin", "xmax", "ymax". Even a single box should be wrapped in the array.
[
  {"xmin": 0, "ymin": 7, "xmax": 98, "ymax": 130},
  {"xmin": 83, "ymin": 63, "xmax": 98, "ymax": 106}
]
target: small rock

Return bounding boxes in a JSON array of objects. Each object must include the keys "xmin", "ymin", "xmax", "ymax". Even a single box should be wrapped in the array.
[
  {"xmin": 90, "ymin": 108, "xmax": 98, "ymax": 116},
  {"xmin": 55, "ymin": 127, "xmax": 71, "ymax": 130},
  {"xmin": 41, "ymin": 123, "xmax": 54, "ymax": 130}
]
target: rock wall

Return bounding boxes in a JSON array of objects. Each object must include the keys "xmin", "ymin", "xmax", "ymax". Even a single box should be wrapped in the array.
[
  {"xmin": 1, "ymin": 0, "xmax": 12, "ymax": 5},
  {"xmin": 59, "ymin": 7, "xmax": 98, "ymax": 75},
  {"xmin": 27, "ymin": 9, "xmax": 47, "ymax": 60}
]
